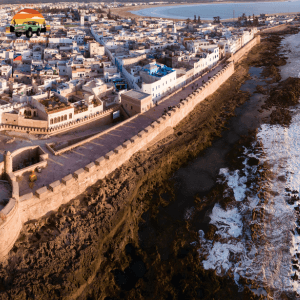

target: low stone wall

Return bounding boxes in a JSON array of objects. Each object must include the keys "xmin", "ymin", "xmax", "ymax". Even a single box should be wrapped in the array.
[
  {"xmin": 0, "ymin": 35, "xmax": 260, "ymax": 260},
  {"xmin": 11, "ymin": 145, "xmax": 48, "ymax": 177},
  {"xmin": 46, "ymin": 113, "xmax": 141, "ymax": 156},
  {"xmin": 14, "ymin": 160, "xmax": 47, "ymax": 178},
  {"xmin": 0, "ymin": 105, "xmax": 120, "ymax": 136}
]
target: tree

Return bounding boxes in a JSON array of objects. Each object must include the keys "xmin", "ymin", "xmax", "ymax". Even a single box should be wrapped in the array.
[
  {"xmin": 186, "ymin": 18, "xmax": 191, "ymax": 24},
  {"xmin": 253, "ymin": 16, "xmax": 259, "ymax": 26},
  {"xmin": 194, "ymin": 15, "xmax": 197, "ymax": 23},
  {"xmin": 198, "ymin": 16, "xmax": 201, "ymax": 24}
]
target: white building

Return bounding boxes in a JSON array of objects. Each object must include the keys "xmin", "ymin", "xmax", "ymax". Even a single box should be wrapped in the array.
[{"xmin": 139, "ymin": 63, "xmax": 177, "ymax": 103}]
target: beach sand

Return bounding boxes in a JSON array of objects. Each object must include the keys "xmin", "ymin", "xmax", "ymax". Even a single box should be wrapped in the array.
[{"xmin": 111, "ymin": 1, "xmax": 293, "ymax": 22}]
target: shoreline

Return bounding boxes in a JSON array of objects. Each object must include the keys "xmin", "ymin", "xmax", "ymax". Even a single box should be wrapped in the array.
[{"xmin": 112, "ymin": 1, "xmax": 296, "ymax": 21}]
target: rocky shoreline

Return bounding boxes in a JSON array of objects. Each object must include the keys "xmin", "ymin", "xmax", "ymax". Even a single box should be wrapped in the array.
[{"xmin": 0, "ymin": 26, "xmax": 299, "ymax": 299}]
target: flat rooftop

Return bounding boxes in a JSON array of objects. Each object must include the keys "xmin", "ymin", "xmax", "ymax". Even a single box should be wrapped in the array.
[{"xmin": 123, "ymin": 90, "xmax": 151, "ymax": 101}]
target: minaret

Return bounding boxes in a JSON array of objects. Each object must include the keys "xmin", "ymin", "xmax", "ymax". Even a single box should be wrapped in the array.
[
  {"xmin": 80, "ymin": 11, "xmax": 85, "ymax": 27},
  {"xmin": 4, "ymin": 151, "xmax": 12, "ymax": 174},
  {"xmin": 173, "ymin": 22, "xmax": 177, "ymax": 34}
]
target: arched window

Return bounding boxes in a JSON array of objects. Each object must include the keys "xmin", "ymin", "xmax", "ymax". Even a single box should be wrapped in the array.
[
  {"xmin": 54, "ymin": 117, "xmax": 57, "ymax": 123},
  {"xmin": 69, "ymin": 113, "xmax": 72, "ymax": 119},
  {"xmin": 58, "ymin": 116, "xmax": 61, "ymax": 122},
  {"xmin": 64, "ymin": 115, "xmax": 67, "ymax": 120},
  {"xmin": 50, "ymin": 119, "xmax": 53, "ymax": 124}
]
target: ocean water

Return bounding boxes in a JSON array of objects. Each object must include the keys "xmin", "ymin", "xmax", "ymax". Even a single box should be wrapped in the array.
[
  {"xmin": 133, "ymin": 1, "xmax": 300, "ymax": 20},
  {"xmin": 197, "ymin": 34, "xmax": 300, "ymax": 298},
  {"xmin": 280, "ymin": 31, "xmax": 300, "ymax": 80}
]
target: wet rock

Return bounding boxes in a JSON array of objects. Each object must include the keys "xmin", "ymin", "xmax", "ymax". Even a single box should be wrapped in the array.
[
  {"xmin": 68, "ymin": 206, "xmax": 76, "ymax": 214},
  {"xmin": 204, "ymin": 224, "xmax": 217, "ymax": 240},
  {"xmin": 292, "ymin": 272, "xmax": 298, "ymax": 281},
  {"xmin": 293, "ymin": 265, "xmax": 299, "ymax": 271}
]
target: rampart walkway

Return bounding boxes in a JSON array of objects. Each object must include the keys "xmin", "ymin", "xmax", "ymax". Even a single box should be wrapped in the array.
[{"xmin": 9, "ymin": 64, "xmax": 223, "ymax": 196}]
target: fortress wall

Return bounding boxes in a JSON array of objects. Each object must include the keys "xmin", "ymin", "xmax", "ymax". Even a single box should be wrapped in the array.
[
  {"xmin": 18, "ymin": 62, "xmax": 235, "ymax": 224},
  {"xmin": 228, "ymin": 35, "xmax": 261, "ymax": 64},
  {"xmin": 0, "ymin": 198, "xmax": 22, "ymax": 259},
  {"xmin": 0, "ymin": 173, "xmax": 22, "ymax": 260},
  {"xmin": 1, "ymin": 34, "xmax": 261, "ymax": 259}
]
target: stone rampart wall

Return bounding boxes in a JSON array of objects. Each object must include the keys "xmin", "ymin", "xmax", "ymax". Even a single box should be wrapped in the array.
[
  {"xmin": 18, "ymin": 62, "xmax": 235, "ymax": 223},
  {"xmin": 0, "ymin": 35, "xmax": 260, "ymax": 260},
  {"xmin": 0, "ymin": 173, "xmax": 22, "ymax": 259},
  {"xmin": 0, "ymin": 62, "xmax": 235, "ymax": 260},
  {"xmin": 228, "ymin": 35, "xmax": 261, "ymax": 63}
]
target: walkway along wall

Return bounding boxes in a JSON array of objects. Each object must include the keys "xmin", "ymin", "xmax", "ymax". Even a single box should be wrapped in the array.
[{"xmin": 0, "ymin": 62, "xmax": 235, "ymax": 260}]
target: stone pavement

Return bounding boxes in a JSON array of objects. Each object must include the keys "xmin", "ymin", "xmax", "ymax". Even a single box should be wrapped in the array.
[{"xmin": 13, "ymin": 63, "xmax": 225, "ymax": 196}]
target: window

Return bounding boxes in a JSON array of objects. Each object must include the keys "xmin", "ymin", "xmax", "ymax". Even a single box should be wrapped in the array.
[
  {"xmin": 131, "ymin": 106, "xmax": 133, "ymax": 110},
  {"xmin": 58, "ymin": 116, "xmax": 61, "ymax": 122},
  {"xmin": 69, "ymin": 113, "xmax": 72, "ymax": 119},
  {"xmin": 54, "ymin": 117, "xmax": 57, "ymax": 123},
  {"xmin": 50, "ymin": 119, "xmax": 53, "ymax": 124},
  {"xmin": 64, "ymin": 115, "xmax": 67, "ymax": 121}
]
